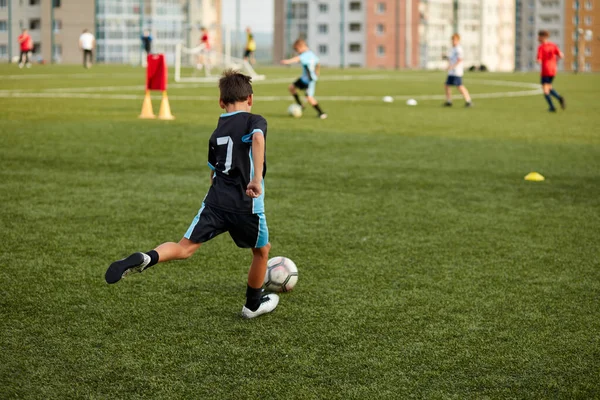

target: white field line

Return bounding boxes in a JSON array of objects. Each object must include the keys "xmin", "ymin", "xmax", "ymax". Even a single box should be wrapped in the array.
[
  {"xmin": 2, "ymin": 72, "xmax": 143, "ymax": 80},
  {"xmin": 0, "ymin": 89, "xmax": 542, "ymax": 101},
  {"xmin": 1, "ymin": 73, "xmax": 539, "ymax": 94}
]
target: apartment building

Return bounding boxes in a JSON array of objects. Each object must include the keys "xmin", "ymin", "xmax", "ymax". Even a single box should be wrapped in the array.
[
  {"xmin": 516, "ymin": 0, "xmax": 565, "ymax": 71},
  {"xmin": 564, "ymin": 0, "xmax": 600, "ymax": 72},
  {"xmin": 273, "ymin": 0, "xmax": 419, "ymax": 69},
  {"xmin": 0, "ymin": 0, "xmax": 220, "ymax": 65},
  {"xmin": 420, "ymin": 0, "xmax": 514, "ymax": 72}
]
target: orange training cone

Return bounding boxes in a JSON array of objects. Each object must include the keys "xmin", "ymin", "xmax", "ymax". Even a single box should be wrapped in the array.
[
  {"xmin": 139, "ymin": 90, "xmax": 156, "ymax": 119},
  {"xmin": 158, "ymin": 91, "xmax": 175, "ymax": 120}
]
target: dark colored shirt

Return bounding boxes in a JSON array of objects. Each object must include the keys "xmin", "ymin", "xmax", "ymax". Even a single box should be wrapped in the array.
[{"xmin": 204, "ymin": 111, "xmax": 267, "ymax": 214}]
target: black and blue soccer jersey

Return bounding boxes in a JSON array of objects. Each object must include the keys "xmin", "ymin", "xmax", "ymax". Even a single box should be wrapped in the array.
[{"xmin": 204, "ymin": 111, "xmax": 267, "ymax": 214}]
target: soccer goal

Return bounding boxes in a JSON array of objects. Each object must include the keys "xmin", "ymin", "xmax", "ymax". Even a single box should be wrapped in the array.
[{"xmin": 174, "ymin": 43, "xmax": 265, "ymax": 83}]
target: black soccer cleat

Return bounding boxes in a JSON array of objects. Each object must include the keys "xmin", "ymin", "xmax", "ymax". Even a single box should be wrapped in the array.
[
  {"xmin": 443, "ymin": 101, "xmax": 452, "ymax": 107},
  {"xmin": 105, "ymin": 252, "xmax": 150, "ymax": 284},
  {"xmin": 465, "ymin": 102, "xmax": 473, "ymax": 108},
  {"xmin": 558, "ymin": 96, "xmax": 565, "ymax": 110}
]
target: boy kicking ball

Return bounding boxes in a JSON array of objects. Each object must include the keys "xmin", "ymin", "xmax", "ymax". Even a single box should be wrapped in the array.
[
  {"xmin": 537, "ymin": 30, "xmax": 565, "ymax": 112},
  {"xmin": 443, "ymin": 34, "xmax": 472, "ymax": 108},
  {"xmin": 281, "ymin": 39, "xmax": 327, "ymax": 119},
  {"xmin": 105, "ymin": 70, "xmax": 278, "ymax": 319}
]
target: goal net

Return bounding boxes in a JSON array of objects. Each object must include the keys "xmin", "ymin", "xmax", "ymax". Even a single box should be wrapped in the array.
[{"xmin": 174, "ymin": 43, "xmax": 266, "ymax": 83}]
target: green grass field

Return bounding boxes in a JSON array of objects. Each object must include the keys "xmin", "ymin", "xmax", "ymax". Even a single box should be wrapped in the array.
[{"xmin": 1, "ymin": 64, "xmax": 599, "ymax": 399}]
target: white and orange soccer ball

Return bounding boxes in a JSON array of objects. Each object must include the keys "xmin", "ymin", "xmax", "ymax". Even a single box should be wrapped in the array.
[{"xmin": 264, "ymin": 257, "xmax": 298, "ymax": 292}]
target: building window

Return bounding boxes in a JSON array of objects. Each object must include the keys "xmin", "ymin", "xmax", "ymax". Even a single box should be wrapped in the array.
[
  {"xmin": 349, "ymin": 43, "xmax": 361, "ymax": 52},
  {"xmin": 0, "ymin": 44, "xmax": 7, "ymax": 57},
  {"xmin": 53, "ymin": 0, "xmax": 61, "ymax": 7},
  {"xmin": 0, "ymin": 20, "xmax": 6, "ymax": 32},
  {"xmin": 318, "ymin": 3, "xmax": 328, "ymax": 13},
  {"xmin": 0, "ymin": 0, "xmax": 6, "ymax": 8},
  {"xmin": 528, "ymin": 15, "xmax": 534, "ymax": 23},
  {"xmin": 584, "ymin": 16, "xmax": 592, "ymax": 25},
  {"xmin": 29, "ymin": 19, "xmax": 41, "ymax": 30},
  {"xmin": 585, "ymin": 0, "xmax": 592, "ymax": 9},
  {"xmin": 376, "ymin": 24, "xmax": 385, "ymax": 35},
  {"xmin": 318, "ymin": 44, "xmax": 328, "ymax": 54},
  {"xmin": 291, "ymin": 3, "xmax": 308, "ymax": 19},
  {"xmin": 377, "ymin": 45, "xmax": 385, "ymax": 57},
  {"xmin": 584, "ymin": 62, "xmax": 591, "ymax": 71},
  {"xmin": 349, "ymin": 1, "xmax": 361, "ymax": 11},
  {"xmin": 53, "ymin": 19, "xmax": 62, "ymax": 33},
  {"xmin": 29, "ymin": 0, "xmax": 40, "ymax": 5},
  {"xmin": 349, "ymin": 23, "xmax": 361, "ymax": 32},
  {"xmin": 32, "ymin": 42, "xmax": 41, "ymax": 54},
  {"xmin": 318, "ymin": 24, "xmax": 328, "ymax": 34},
  {"xmin": 297, "ymin": 23, "xmax": 308, "ymax": 37},
  {"xmin": 585, "ymin": 46, "xmax": 591, "ymax": 56},
  {"xmin": 376, "ymin": 2, "xmax": 386, "ymax": 13}
]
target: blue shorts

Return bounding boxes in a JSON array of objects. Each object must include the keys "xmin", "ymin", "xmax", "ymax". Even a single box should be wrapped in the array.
[
  {"xmin": 541, "ymin": 76, "xmax": 554, "ymax": 84},
  {"xmin": 445, "ymin": 75, "xmax": 463, "ymax": 86},
  {"xmin": 184, "ymin": 203, "xmax": 269, "ymax": 248},
  {"xmin": 293, "ymin": 78, "xmax": 317, "ymax": 97}
]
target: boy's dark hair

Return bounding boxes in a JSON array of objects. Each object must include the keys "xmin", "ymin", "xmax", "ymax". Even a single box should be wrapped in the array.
[
  {"xmin": 219, "ymin": 69, "xmax": 253, "ymax": 105},
  {"xmin": 538, "ymin": 30, "xmax": 549, "ymax": 38}
]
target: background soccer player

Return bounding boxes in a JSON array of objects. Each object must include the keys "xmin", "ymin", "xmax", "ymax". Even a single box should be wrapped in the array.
[
  {"xmin": 243, "ymin": 27, "xmax": 256, "ymax": 65},
  {"xmin": 17, "ymin": 29, "xmax": 33, "ymax": 69},
  {"xmin": 537, "ymin": 30, "xmax": 565, "ymax": 112},
  {"xmin": 196, "ymin": 26, "xmax": 212, "ymax": 73},
  {"xmin": 444, "ymin": 34, "xmax": 472, "ymax": 108},
  {"xmin": 105, "ymin": 70, "xmax": 279, "ymax": 319},
  {"xmin": 79, "ymin": 29, "xmax": 96, "ymax": 69},
  {"xmin": 281, "ymin": 39, "xmax": 327, "ymax": 119}
]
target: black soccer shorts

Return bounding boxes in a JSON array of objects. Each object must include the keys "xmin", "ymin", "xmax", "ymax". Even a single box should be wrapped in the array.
[{"xmin": 184, "ymin": 203, "xmax": 268, "ymax": 248}]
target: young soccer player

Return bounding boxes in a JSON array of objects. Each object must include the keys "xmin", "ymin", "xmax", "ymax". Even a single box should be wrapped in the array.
[
  {"xmin": 281, "ymin": 39, "xmax": 327, "ymax": 119},
  {"xmin": 196, "ymin": 27, "xmax": 212, "ymax": 74},
  {"xmin": 537, "ymin": 30, "xmax": 565, "ymax": 112},
  {"xmin": 79, "ymin": 29, "xmax": 96, "ymax": 69},
  {"xmin": 17, "ymin": 29, "xmax": 32, "ymax": 69},
  {"xmin": 105, "ymin": 70, "xmax": 279, "ymax": 319},
  {"xmin": 444, "ymin": 34, "xmax": 472, "ymax": 108},
  {"xmin": 243, "ymin": 27, "xmax": 257, "ymax": 65}
]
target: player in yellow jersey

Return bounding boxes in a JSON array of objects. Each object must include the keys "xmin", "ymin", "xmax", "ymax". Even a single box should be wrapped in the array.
[{"xmin": 243, "ymin": 27, "xmax": 257, "ymax": 65}]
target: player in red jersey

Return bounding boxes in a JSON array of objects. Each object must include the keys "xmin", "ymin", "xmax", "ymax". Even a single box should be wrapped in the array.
[
  {"xmin": 537, "ymin": 30, "xmax": 565, "ymax": 112},
  {"xmin": 17, "ymin": 29, "xmax": 33, "ymax": 68},
  {"xmin": 196, "ymin": 26, "xmax": 212, "ymax": 74}
]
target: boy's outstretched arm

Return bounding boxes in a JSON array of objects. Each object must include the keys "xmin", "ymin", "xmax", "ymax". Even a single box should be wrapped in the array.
[
  {"xmin": 280, "ymin": 56, "xmax": 300, "ymax": 65},
  {"xmin": 246, "ymin": 132, "xmax": 265, "ymax": 198}
]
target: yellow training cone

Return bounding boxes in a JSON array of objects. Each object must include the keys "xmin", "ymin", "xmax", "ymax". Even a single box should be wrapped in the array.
[
  {"xmin": 139, "ymin": 90, "xmax": 156, "ymax": 119},
  {"xmin": 524, "ymin": 172, "xmax": 545, "ymax": 181},
  {"xmin": 158, "ymin": 91, "xmax": 175, "ymax": 120}
]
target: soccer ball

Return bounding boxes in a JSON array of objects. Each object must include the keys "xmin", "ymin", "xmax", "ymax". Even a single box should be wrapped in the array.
[
  {"xmin": 264, "ymin": 257, "xmax": 298, "ymax": 292},
  {"xmin": 406, "ymin": 98, "xmax": 418, "ymax": 106},
  {"xmin": 287, "ymin": 104, "xmax": 303, "ymax": 118}
]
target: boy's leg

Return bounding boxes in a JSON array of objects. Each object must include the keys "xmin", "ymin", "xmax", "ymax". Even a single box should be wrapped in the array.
[
  {"xmin": 242, "ymin": 243, "xmax": 280, "ymax": 319},
  {"xmin": 306, "ymin": 95, "xmax": 326, "ymax": 119},
  {"xmin": 105, "ymin": 238, "xmax": 201, "ymax": 284},
  {"xmin": 458, "ymin": 85, "xmax": 472, "ymax": 107},
  {"xmin": 444, "ymin": 84, "xmax": 452, "ymax": 106},
  {"xmin": 542, "ymin": 83, "xmax": 556, "ymax": 111},
  {"xmin": 289, "ymin": 83, "xmax": 303, "ymax": 107},
  {"xmin": 548, "ymin": 84, "xmax": 565, "ymax": 109}
]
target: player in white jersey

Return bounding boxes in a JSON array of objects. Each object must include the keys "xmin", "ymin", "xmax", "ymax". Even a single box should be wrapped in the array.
[
  {"xmin": 444, "ymin": 34, "xmax": 472, "ymax": 108},
  {"xmin": 79, "ymin": 29, "xmax": 96, "ymax": 69}
]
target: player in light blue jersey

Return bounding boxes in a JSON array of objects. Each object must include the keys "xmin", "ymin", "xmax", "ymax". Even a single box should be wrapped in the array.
[{"xmin": 281, "ymin": 39, "xmax": 327, "ymax": 119}]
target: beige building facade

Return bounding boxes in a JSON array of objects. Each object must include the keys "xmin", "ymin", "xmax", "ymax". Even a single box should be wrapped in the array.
[{"xmin": 0, "ymin": 0, "xmax": 220, "ymax": 65}]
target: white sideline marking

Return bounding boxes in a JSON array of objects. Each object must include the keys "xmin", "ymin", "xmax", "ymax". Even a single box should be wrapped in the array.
[
  {"xmin": 1, "ymin": 73, "xmax": 539, "ymax": 93},
  {"xmin": 0, "ymin": 89, "xmax": 542, "ymax": 101}
]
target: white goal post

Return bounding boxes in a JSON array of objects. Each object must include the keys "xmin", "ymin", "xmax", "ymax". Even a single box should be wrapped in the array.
[{"xmin": 174, "ymin": 44, "xmax": 265, "ymax": 83}]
